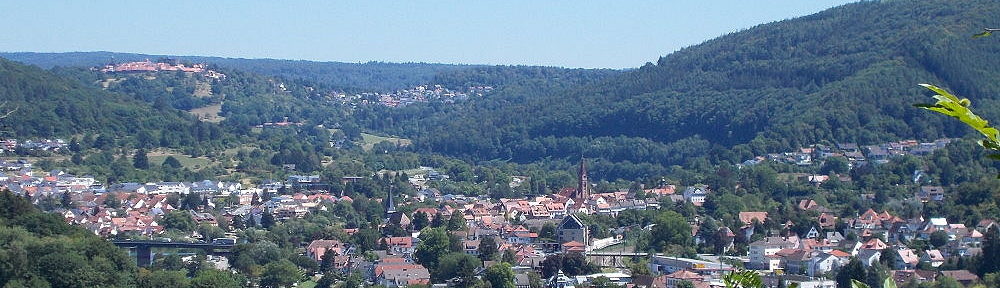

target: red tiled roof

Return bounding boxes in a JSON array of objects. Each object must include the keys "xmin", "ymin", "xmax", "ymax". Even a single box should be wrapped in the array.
[
  {"xmin": 665, "ymin": 270, "xmax": 702, "ymax": 280},
  {"xmin": 829, "ymin": 250, "xmax": 851, "ymax": 257}
]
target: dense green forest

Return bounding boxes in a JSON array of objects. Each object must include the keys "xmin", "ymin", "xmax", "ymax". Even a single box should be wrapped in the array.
[
  {"xmin": 2, "ymin": 1, "xmax": 1000, "ymax": 286},
  {"xmin": 0, "ymin": 57, "xmax": 347, "ymax": 183},
  {"xmin": 358, "ymin": 0, "xmax": 1000, "ymax": 181},
  {"xmin": 0, "ymin": 190, "xmax": 137, "ymax": 287},
  {"xmin": 0, "ymin": 58, "xmax": 235, "ymax": 150},
  {"xmin": 3, "ymin": 0, "xmax": 1000, "ymax": 186},
  {"xmin": 0, "ymin": 51, "xmax": 480, "ymax": 92}
]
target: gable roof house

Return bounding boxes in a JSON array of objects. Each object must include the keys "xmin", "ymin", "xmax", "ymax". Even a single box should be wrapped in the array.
[
  {"xmin": 374, "ymin": 261, "xmax": 430, "ymax": 288},
  {"xmin": 893, "ymin": 247, "xmax": 920, "ymax": 270},
  {"xmin": 856, "ymin": 249, "xmax": 882, "ymax": 267},
  {"xmin": 915, "ymin": 186, "xmax": 945, "ymax": 203},
  {"xmin": 682, "ymin": 185, "xmax": 710, "ymax": 207},
  {"xmin": 921, "ymin": 249, "xmax": 945, "ymax": 268},
  {"xmin": 749, "ymin": 237, "xmax": 797, "ymax": 271},
  {"xmin": 938, "ymin": 270, "xmax": 979, "ymax": 287},
  {"xmin": 558, "ymin": 214, "xmax": 589, "ymax": 247},
  {"xmin": 307, "ymin": 239, "xmax": 346, "ymax": 261},
  {"xmin": 817, "ymin": 213, "xmax": 837, "ymax": 229},
  {"xmin": 808, "ymin": 251, "xmax": 849, "ymax": 277}
]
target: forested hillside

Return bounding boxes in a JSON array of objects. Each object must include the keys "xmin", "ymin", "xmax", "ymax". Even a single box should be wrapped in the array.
[
  {"xmin": 375, "ymin": 0, "xmax": 1000, "ymax": 178},
  {"xmin": 0, "ymin": 58, "xmax": 233, "ymax": 150},
  {"xmin": 3, "ymin": 0, "xmax": 999, "ymax": 184},
  {"xmin": 1, "ymin": 51, "xmax": 478, "ymax": 92}
]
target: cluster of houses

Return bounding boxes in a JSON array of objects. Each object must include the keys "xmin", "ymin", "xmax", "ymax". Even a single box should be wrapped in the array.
[
  {"xmin": 288, "ymin": 160, "xmax": 738, "ymax": 288},
  {"xmin": 296, "ymin": 188, "xmax": 648, "ymax": 287},
  {"xmin": 2, "ymin": 169, "xmax": 100, "ymax": 197},
  {"xmin": 331, "ymin": 84, "xmax": 494, "ymax": 108},
  {"xmin": 0, "ymin": 139, "xmax": 68, "ymax": 154},
  {"xmin": 5, "ymin": 170, "xmax": 250, "ymax": 236},
  {"xmin": 3, "ymin": 168, "xmax": 320, "ymax": 237},
  {"xmin": 746, "ymin": 139, "xmax": 953, "ymax": 168},
  {"xmin": 725, "ymin": 205, "xmax": 993, "ymax": 287},
  {"xmin": 99, "ymin": 59, "xmax": 226, "ymax": 79},
  {"xmin": 8, "ymin": 153, "xmax": 992, "ymax": 288},
  {"xmin": 0, "ymin": 159, "xmax": 33, "ymax": 171}
]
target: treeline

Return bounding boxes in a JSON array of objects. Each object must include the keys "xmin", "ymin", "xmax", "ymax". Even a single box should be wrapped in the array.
[
  {"xmin": 0, "ymin": 57, "xmax": 351, "ymax": 184},
  {"xmin": 0, "ymin": 58, "xmax": 223, "ymax": 143},
  {"xmin": 357, "ymin": 0, "xmax": 1000, "ymax": 182},
  {"xmin": 0, "ymin": 51, "xmax": 479, "ymax": 92}
]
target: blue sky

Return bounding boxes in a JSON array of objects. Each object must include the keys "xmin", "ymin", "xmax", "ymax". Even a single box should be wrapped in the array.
[{"xmin": 0, "ymin": 1, "xmax": 855, "ymax": 68}]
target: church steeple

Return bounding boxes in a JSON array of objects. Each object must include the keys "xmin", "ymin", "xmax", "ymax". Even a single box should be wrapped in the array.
[
  {"xmin": 385, "ymin": 187, "xmax": 397, "ymax": 216},
  {"xmin": 576, "ymin": 157, "xmax": 590, "ymax": 200}
]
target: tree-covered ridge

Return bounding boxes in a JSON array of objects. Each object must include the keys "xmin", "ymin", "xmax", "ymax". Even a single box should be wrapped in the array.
[
  {"xmin": 0, "ymin": 58, "xmax": 234, "ymax": 148},
  {"xmin": 0, "ymin": 51, "xmax": 481, "ymax": 92},
  {"xmin": 376, "ymin": 0, "xmax": 1000, "ymax": 172},
  {"xmin": 0, "ymin": 57, "xmax": 332, "ymax": 182}
]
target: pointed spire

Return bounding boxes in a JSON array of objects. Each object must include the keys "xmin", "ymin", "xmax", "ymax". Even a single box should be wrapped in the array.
[
  {"xmin": 577, "ymin": 157, "xmax": 589, "ymax": 200},
  {"xmin": 385, "ymin": 186, "xmax": 396, "ymax": 215}
]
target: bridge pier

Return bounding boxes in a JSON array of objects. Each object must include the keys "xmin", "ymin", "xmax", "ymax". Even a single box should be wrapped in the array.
[
  {"xmin": 136, "ymin": 245, "xmax": 152, "ymax": 267},
  {"xmin": 111, "ymin": 240, "xmax": 233, "ymax": 268}
]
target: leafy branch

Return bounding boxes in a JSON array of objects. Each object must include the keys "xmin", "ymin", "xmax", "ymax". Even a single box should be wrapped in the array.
[
  {"xmin": 972, "ymin": 28, "xmax": 1000, "ymax": 38},
  {"xmin": 722, "ymin": 270, "xmax": 763, "ymax": 288},
  {"xmin": 851, "ymin": 278, "xmax": 897, "ymax": 288},
  {"xmin": 914, "ymin": 84, "xmax": 1000, "ymax": 172}
]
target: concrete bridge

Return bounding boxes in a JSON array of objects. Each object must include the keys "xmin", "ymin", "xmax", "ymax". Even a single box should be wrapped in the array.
[{"xmin": 111, "ymin": 240, "xmax": 234, "ymax": 267}]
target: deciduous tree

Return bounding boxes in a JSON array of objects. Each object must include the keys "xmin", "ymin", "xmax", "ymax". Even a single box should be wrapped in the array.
[
  {"xmin": 416, "ymin": 228, "xmax": 452, "ymax": 272},
  {"xmin": 484, "ymin": 262, "xmax": 516, "ymax": 288}
]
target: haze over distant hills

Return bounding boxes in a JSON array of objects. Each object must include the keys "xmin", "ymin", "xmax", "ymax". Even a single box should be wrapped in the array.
[
  {"xmin": 2, "ymin": 2, "xmax": 1000, "ymax": 286},
  {"xmin": 0, "ymin": 51, "xmax": 480, "ymax": 92},
  {"xmin": 372, "ymin": 0, "xmax": 1000, "ymax": 170},
  {"xmin": 2, "ymin": 0, "xmax": 1000, "ymax": 180}
]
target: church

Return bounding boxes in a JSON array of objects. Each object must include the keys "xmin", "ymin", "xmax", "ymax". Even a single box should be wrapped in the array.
[
  {"xmin": 557, "ymin": 158, "xmax": 592, "ymax": 214},
  {"xmin": 556, "ymin": 158, "xmax": 592, "ymax": 248}
]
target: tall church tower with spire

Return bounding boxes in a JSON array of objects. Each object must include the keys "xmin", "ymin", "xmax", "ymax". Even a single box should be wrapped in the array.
[
  {"xmin": 574, "ymin": 158, "xmax": 590, "ymax": 201},
  {"xmin": 384, "ymin": 187, "xmax": 397, "ymax": 216}
]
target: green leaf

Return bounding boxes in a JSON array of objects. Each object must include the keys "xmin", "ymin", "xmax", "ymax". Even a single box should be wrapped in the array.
[
  {"xmin": 851, "ymin": 279, "xmax": 871, "ymax": 288},
  {"xmin": 884, "ymin": 277, "xmax": 898, "ymax": 288},
  {"xmin": 918, "ymin": 84, "xmax": 961, "ymax": 103},
  {"xmin": 916, "ymin": 84, "xmax": 1000, "ymax": 151},
  {"xmin": 722, "ymin": 270, "xmax": 763, "ymax": 288}
]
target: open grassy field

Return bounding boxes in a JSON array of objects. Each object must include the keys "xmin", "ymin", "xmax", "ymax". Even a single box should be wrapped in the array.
[
  {"xmin": 188, "ymin": 103, "xmax": 225, "ymax": 123},
  {"xmin": 193, "ymin": 81, "xmax": 213, "ymax": 97},
  {"xmin": 98, "ymin": 77, "xmax": 126, "ymax": 88},
  {"xmin": 360, "ymin": 133, "xmax": 412, "ymax": 151},
  {"xmin": 148, "ymin": 150, "xmax": 214, "ymax": 170}
]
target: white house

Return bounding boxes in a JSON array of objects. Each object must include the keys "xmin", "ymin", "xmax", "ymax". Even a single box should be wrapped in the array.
[
  {"xmin": 808, "ymin": 252, "xmax": 848, "ymax": 276},
  {"xmin": 749, "ymin": 237, "xmax": 796, "ymax": 271},
  {"xmin": 682, "ymin": 185, "xmax": 710, "ymax": 206}
]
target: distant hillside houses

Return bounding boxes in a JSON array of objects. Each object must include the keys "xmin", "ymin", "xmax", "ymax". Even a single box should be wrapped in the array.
[
  {"xmin": 107, "ymin": 180, "xmax": 242, "ymax": 195},
  {"xmin": 1, "ymin": 169, "xmax": 101, "ymax": 197},
  {"xmin": 332, "ymin": 84, "xmax": 494, "ymax": 108},
  {"xmin": 0, "ymin": 139, "xmax": 68, "ymax": 154},
  {"xmin": 745, "ymin": 138, "xmax": 954, "ymax": 168},
  {"xmin": 99, "ymin": 59, "xmax": 226, "ymax": 79},
  {"xmin": 730, "ymin": 205, "xmax": 995, "ymax": 279}
]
